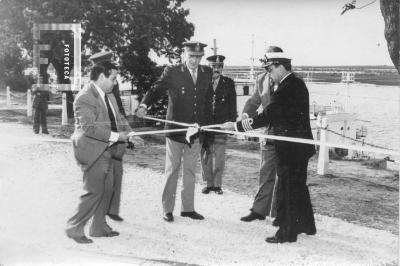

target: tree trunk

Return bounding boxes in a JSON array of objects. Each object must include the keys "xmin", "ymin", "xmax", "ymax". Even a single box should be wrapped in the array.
[{"xmin": 380, "ymin": 0, "xmax": 400, "ymax": 74}]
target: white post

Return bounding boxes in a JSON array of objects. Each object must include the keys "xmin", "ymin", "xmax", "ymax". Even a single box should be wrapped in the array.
[
  {"xmin": 317, "ymin": 116, "xmax": 329, "ymax": 175},
  {"xmin": 27, "ymin": 89, "xmax": 32, "ymax": 117},
  {"xmin": 6, "ymin": 86, "xmax": 11, "ymax": 107},
  {"xmin": 61, "ymin": 92, "xmax": 68, "ymax": 125}
]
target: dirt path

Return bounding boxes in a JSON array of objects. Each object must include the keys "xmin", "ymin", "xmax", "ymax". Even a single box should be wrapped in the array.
[{"xmin": 0, "ymin": 122, "xmax": 398, "ymax": 266}]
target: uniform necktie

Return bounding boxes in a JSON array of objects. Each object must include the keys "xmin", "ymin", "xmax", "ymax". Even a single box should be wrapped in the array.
[
  {"xmin": 104, "ymin": 94, "xmax": 118, "ymax": 132},
  {"xmin": 190, "ymin": 68, "xmax": 197, "ymax": 84}
]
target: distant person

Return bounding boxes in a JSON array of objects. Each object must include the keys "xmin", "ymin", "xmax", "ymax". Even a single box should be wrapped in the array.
[
  {"xmin": 89, "ymin": 51, "xmax": 127, "ymax": 222},
  {"xmin": 201, "ymin": 55, "xmax": 236, "ymax": 195},
  {"xmin": 32, "ymin": 84, "xmax": 49, "ymax": 134},
  {"xmin": 239, "ymin": 46, "xmax": 282, "ymax": 223},
  {"xmin": 222, "ymin": 47, "xmax": 316, "ymax": 243},
  {"xmin": 66, "ymin": 61, "xmax": 133, "ymax": 244},
  {"xmin": 136, "ymin": 41, "xmax": 213, "ymax": 222}
]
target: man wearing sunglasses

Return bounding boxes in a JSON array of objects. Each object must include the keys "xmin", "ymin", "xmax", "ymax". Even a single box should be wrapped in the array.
[{"xmin": 222, "ymin": 47, "xmax": 316, "ymax": 243}]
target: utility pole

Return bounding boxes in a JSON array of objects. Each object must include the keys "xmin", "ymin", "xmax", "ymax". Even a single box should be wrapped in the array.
[
  {"xmin": 211, "ymin": 39, "xmax": 218, "ymax": 55},
  {"xmin": 250, "ymin": 34, "xmax": 255, "ymax": 81}
]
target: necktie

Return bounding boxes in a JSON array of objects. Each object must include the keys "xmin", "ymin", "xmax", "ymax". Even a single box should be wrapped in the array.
[
  {"xmin": 104, "ymin": 94, "xmax": 118, "ymax": 132},
  {"xmin": 191, "ymin": 69, "xmax": 197, "ymax": 84}
]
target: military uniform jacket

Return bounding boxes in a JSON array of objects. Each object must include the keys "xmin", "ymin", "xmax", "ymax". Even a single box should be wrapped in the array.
[
  {"xmin": 142, "ymin": 63, "xmax": 213, "ymax": 143},
  {"xmin": 72, "ymin": 83, "xmax": 131, "ymax": 171},
  {"xmin": 212, "ymin": 75, "xmax": 237, "ymax": 124},
  {"xmin": 237, "ymin": 73, "xmax": 315, "ymax": 163}
]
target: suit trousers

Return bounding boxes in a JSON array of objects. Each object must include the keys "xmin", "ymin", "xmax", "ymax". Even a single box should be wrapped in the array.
[
  {"xmin": 274, "ymin": 159, "xmax": 316, "ymax": 239},
  {"xmin": 251, "ymin": 143, "xmax": 278, "ymax": 217},
  {"xmin": 66, "ymin": 152, "xmax": 115, "ymax": 237},
  {"xmin": 163, "ymin": 138, "xmax": 201, "ymax": 214},
  {"xmin": 108, "ymin": 159, "xmax": 123, "ymax": 215},
  {"xmin": 200, "ymin": 135, "xmax": 227, "ymax": 187},
  {"xmin": 33, "ymin": 103, "xmax": 48, "ymax": 132}
]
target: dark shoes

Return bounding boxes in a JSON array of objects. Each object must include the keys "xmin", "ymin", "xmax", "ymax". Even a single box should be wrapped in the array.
[
  {"xmin": 265, "ymin": 235, "xmax": 297, "ymax": 244},
  {"xmin": 202, "ymin": 187, "xmax": 214, "ymax": 194},
  {"xmin": 67, "ymin": 235, "xmax": 93, "ymax": 244},
  {"xmin": 240, "ymin": 211, "xmax": 265, "ymax": 222},
  {"xmin": 202, "ymin": 186, "xmax": 223, "ymax": 194},
  {"xmin": 163, "ymin": 212, "xmax": 174, "ymax": 222},
  {"xmin": 42, "ymin": 130, "xmax": 49, "ymax": 134},
  {"xmin": 214, "ymin": 187, "xmax": 223, "ymax": 194},
  {"xmin": 107, "ymin": 213, "xmax": 124, "ymax": 222},
  {"xmin": 90, "ymin": 231, "xmax": 120, "ymax": 238},
  {"xmin": 181, "ymin": 211, "xmax": 204, "ymax": 220}
]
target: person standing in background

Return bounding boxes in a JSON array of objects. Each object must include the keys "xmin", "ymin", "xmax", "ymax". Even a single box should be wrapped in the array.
[{"xmin": 201, "ymin": 54, "xmax": 236, "ymax": 195}]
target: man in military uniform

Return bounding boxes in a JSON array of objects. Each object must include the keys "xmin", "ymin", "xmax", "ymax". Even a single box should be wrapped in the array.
[
  {"xmin": 32, "ymin": 85, "xmax": 49, "ymax": 134},
  {"xmin": 136, "ymin": 41, "xmax": 213, "ymax": 222},
  {"xmin": 201, "ymin": 55, "xmax": 236, "ymax": 195},
  {"xmin": 88, "ymin": 51, "xmax": 127, "ymax": 222},
  {"xmin": 222, "ymin": 48, "xmax": 316, "ymax": 243}
]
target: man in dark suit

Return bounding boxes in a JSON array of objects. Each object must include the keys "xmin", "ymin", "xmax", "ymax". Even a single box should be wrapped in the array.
[
  {"xmin": 66, "ymin": 62, "xmax": 132, "ymax": 244},
  {"xmin": 89, "ymin": 51, "xmax": 127, "ymax": 222},
  {"xmin": 136, "ymin": 41, "xmax": 213, "ymax": 222},
  {"xmin": 222, "ymin": 48, "xmax": 316, "ymax": 243},
  {"xmin": 201, "ymin": 55, "xmax": 236, "ymax": 195}
]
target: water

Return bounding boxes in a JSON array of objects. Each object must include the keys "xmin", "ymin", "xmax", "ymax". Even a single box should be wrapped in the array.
[{"xmin": 237, "ymin": 82, "xmax": 400, "ymax": 159}]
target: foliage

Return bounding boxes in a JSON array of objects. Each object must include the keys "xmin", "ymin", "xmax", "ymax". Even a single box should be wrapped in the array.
[
  {"xmin": 0, "ymin": 0, "xmax": 194, "ymax": 95},
  {"xmin": 380, "ymin": 0, "xmax": 399, "ymax": 74}
]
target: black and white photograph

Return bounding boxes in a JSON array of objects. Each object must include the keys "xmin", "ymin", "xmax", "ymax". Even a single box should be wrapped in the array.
[{"xmin": 0, "ymin": 0, "xmax": 399, "ymax": 265}]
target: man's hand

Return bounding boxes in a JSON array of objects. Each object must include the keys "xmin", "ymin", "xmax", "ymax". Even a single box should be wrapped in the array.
[
  {"xmin": 241, "ymin": 113, "xmax": 249, "ymax": 119},
  {"xmin": 118, "ymin": 131, "xmax": 129, "ymax": 142},
  {"xmin": 129, "ymin": 136, "xmax": 145, "ymax": 147},
  {"xmin": 221, "ymin": 122, "xmax": 235, "ymax": 131},
  {"xmin": 135, "ymin": 106, "xmax": 147, "ymax": 118}
]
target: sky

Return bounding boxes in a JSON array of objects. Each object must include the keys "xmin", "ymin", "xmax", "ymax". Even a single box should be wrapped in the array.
[{"xmin": 170, "ymin": 0, "xmax": 393, "ymax": 67}]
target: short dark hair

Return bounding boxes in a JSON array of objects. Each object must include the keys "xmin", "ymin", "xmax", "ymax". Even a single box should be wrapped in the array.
[
  {"xmin": 281, "ymin": 61, "xmax": 292, "ymax": 71},
  {"xmin": 90, "ymin": 61, "xmax": 118, "ymax": 81}
]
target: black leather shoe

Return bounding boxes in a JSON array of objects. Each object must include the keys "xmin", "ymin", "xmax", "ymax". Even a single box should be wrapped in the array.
[
  {"xmin": 163, "ymin": 212, "xmax": 174, "ymax": 222},
  {"xmin": 107, "ymin": 213, "xmax": 124, "ymax": 222},
  {"xmin": 214, "ymin": 187, "xmax": 223, "ymax": 195},
  {"xmin": 68, "ymin": 235, "xmax": 93, "ymax": 244},
  {"xmin": 202, "ymin": 187, "xmax": 214, "ymax": 194},
  {"xmin": 90, "ymin": 231, "xmax": 120, "ymax": 237},
  {"xmin": 42, "ymin": 130, "xmax": 49, "ymax": 134},
  {"xmin": 181, "ymin": 211, "xmax": 204, "ymax": 220},
  {"xmin": 240, "ymin": 211, "xmax": 265, "ymax": 222},
  {"xmin": 265, "ymin": 235, "xmax": 297, "ymax": 243},
  {"xmin": 299, "ymin": 228, "xmax": 316, "ymax": 235}
]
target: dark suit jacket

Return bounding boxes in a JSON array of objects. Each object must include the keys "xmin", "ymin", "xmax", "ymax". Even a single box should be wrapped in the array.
[
  {"xmin": 212, "ymin": 75, "xmax": 237, "ymax": 124},
  {"xmin": 72, "ymin": 83, "xmax": 131, "ymax": 171},
  {"xmin": 237, "ymin": 73, "xmax": 315, "ymax": 163},
  {"xmin": 141, "ymin": 63, "xmax": 213, "ymax": 143}
]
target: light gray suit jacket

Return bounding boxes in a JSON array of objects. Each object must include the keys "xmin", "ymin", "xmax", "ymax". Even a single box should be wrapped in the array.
[
  {"xmin": 71, "ymin": 83, "xmax": 131, "ymax": 171},
  {"xmin": 242, "ymin": 72, "xmax": 273, "ymax": 135}
]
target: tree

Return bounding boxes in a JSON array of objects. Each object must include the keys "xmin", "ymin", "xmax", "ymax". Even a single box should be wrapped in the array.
[
  {"xmin": 380, "ymin": 0, "xmax": 399, "ymax": 74},
  {"xmin": 0, "ymin": 0, "xmax": 194, "ymax": 94}
]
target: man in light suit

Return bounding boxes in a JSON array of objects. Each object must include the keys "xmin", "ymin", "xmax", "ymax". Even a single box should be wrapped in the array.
[
  {"xmin": 201, "ymin": 55, "xmax": 236, "ymax": 195},
  {"xmin": 136, "ymin": 41, "xmax": 213, "ymax": 222},
  {"xmin": 239, "ymin": 46, "xmax": 282, "ymax": 222},
  {"xmin": 66, "ymin": 61, "xmax": 131, "ymax": 244},
  {"xmin": 89, "ymin": 51, "xmax": 126, "ymax": 222}
]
